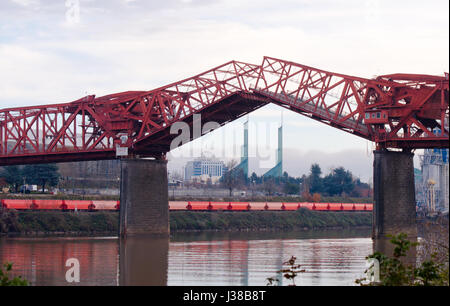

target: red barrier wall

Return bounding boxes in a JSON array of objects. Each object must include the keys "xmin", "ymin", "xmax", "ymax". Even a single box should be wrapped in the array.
[
  {"xmin": 62, "ymin": 200, "xmax": 93, "ymax": 210},
  {"xmin": 33, "ymin": 199, "xmax": 64, "ymax": 210},
  {"xmin": 187, "ymin": 201, "xmax": 210, "ymax": 210},
  {"xmin": 1, "ymin": 199, "xmax": 372, "ymax": 212},
  {"xmin": 281, "ymin": 203, "xmax": 300, "ymax": 210},
  {"xmin": 209, "ymin": 202, "xmax": 231, "ymax": 210},
  {"xmin": 229, "ymin": 202, "xmax": 250, "ymax": 211},
  {"xmin": 2, "ymin": 199, "xmax": 33, "ymax": 209}
]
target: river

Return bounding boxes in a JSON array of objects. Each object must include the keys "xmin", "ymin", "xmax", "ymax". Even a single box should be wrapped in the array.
[{"xmin": 0, "ymin": 228, "xmax": 373, "ymax": 286}]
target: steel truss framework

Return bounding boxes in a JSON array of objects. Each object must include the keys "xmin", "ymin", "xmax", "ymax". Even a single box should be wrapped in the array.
[{"xmin": 0, "ymin": 57, "xmax": 448, "ymax": 166}]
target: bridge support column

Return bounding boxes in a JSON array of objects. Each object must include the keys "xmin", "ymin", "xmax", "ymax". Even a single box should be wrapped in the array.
[
  {"xmin": 119, "ymin": 158, "xmax": 169, "ymax": 237},
  {"xmin": 373, "ymin": 149, "xmax": 417, "ymax": 239}
]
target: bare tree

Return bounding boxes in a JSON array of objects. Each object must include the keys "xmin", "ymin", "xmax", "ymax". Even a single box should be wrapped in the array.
[{"xmin": 221, "ymin": 159, "xmax": 245, "ymax": 197}]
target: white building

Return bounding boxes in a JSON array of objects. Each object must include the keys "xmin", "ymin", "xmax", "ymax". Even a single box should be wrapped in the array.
[{"xmin": 184, "ymin": 158, "xmax": 228, "ymax": 183}]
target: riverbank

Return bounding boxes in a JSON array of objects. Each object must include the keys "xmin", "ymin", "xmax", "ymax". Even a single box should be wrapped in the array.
[
  {"xmin": 169, "ymin": 209, "xmax": 372, "ymax": 231},
  {"xmin": 0, "ymin": 210, "xmax": 118, "ymax": 236},
  {"xmin": 0, "ymin": 209, "xmax": 373, "ymax": 236}
]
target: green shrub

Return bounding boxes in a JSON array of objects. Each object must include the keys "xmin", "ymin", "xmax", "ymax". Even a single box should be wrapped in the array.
[
  {"xmin": 356, "ymin": 233, "xmax": 449, "ymax": 286},
  {"xmin": 0, "ymin": 262, "xmax": 28, "ymax": 286}
]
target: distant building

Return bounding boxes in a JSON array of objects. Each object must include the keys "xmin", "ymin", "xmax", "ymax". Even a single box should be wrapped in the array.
[
  {"xmin": 419, "ymin": 147, "xmax": 449, "ymax": 213},
  {"xmin": 414, "ymin": 168, "xmax": 424, "ymax": 210},
  {"xmin": 184, "ymin": 158, "xmax": 228, "ymax": 183}
]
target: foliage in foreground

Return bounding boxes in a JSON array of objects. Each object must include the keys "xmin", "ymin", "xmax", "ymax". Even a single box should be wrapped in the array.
[
  {"xmin": 266, "ymin": 256, "xmax": 306, "ymax": 286},
  {"xmin": 356, "ymin": 233, "xmax": 449, "ymax": 286},
  {"xmin": 0, "ymin": 262, "xmax": 28, "ymax": 286}
]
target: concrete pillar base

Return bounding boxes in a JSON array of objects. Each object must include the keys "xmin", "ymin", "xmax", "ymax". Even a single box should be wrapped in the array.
[
  {"xmin": 119, "ymin": 158, "xmax": 169, "ymax": 237},
  {"xmin": 373, "ymin": 149, "xmax": 417, "ymax": 239}
]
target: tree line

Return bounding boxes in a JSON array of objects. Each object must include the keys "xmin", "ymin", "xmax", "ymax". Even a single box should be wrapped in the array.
[
  {"xmin": 0, "ymin": 164, "xmax": 60, "ymax": 193},
  {"xmin": 221, "ymin": 162, "xmax": 371, "ymax": 199}
]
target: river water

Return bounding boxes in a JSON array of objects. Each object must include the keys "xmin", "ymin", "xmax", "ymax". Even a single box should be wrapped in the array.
[{"xmin": 0, "ymin": 229, "xmax": 373, "ymax": 286}]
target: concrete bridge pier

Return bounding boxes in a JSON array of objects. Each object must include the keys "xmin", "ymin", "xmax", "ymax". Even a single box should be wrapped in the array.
[
  {"xmin": 372, "ymin": 149, "xmax": 417, "ymax": 240},
  {"xmin": 119, "ymin": 158, "xmax": 169, "ymax": 237}
]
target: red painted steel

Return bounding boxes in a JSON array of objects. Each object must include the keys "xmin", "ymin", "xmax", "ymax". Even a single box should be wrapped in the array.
[
  {"xmin": 247, "ymin": 202, "xmax": 268, "ymax": 211},
  {"xmin": 328, "ymin": 203, "xmax": 344, "ymax": 211},
  {"xmin": 0, "ymin": 57, "xmax": 447, "ymax": 166},
  {"xmin": 62, "ymin": 200, "xmax": 93, "ymax": 210},
  {"xmin": 0, "ymin": 199, "xmax": 372, "ymax": 211},
  {"xmin": 209, "ymin": 202, "xmax": 231, "ymax": 210},
  {"xmin": 33, "ymin": 199, "xmax": 64, "ymax": 210},
  {"xmin": 254, "ymin": 58, "xmax": 449, "ymax": 150},
  {"xmin": 312, "ymin": 203, "xmax": 329, "ymax": 211},
  {"xmin": 281, "ymin": 202, "xmax": 300, "ymax": 210},
  {"xmin": 299, "ymin": 202, "xmax": 314, "ymax": 210},
  {"xmin": 228, "ymin": 202, "xmax": 251, "ymax": 211},
  {"xmin": 353, "ymin": 203, "xmax": 367, "ymax": 211},
  {"xmin": 186, "ymin": 201, "xmax": 211, "ymax": 210},
  {"xmin": 2, "ymin": 199, "xmax": 33, "ymax": 209},
  {"xmin": 342, "ymin": 203, "xmax": 355, "ymax": 211},
  {"xmin": 168, "ymin": 201, "xmax": 189, "ymax": 210},
  {"xmin": 266, "ymin": 202, "xmax": 283, "ymax": 210}
]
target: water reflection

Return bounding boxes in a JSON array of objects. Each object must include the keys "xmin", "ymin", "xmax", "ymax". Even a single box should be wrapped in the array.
[
  {"xmin": 0, "ymin": 229, "xmax": 373, "ymax": 286},
  {"xmin": 167, "ymin": 229, "xmax": 373, "ymax": 286},
  {"xmin": 119, "ymin": 236, "xmax": 169, "ymax": 286},
  {"xmin": 0, "ymin": 237, "xmax": 119, "ymax": 286}
]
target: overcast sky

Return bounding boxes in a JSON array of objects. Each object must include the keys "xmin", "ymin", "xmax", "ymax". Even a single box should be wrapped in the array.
[{"xmin": 1, "ymin": 0, "xmax": 448, "ymax": 181}]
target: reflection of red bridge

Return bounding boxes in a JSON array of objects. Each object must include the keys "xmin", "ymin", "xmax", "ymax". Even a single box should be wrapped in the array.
[{"xmin": 1, "ymin": 199, "xmax": 372, "ymax": 212}]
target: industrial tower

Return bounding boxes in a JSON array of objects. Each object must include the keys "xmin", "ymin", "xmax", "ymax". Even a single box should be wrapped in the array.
[
  {"xmin": 234, "ymin": 118, "xmax": 249, "ymax": 177},
  {"xmin": 263, "ymin": 123, "xmax": 283, "ymax": 178}
]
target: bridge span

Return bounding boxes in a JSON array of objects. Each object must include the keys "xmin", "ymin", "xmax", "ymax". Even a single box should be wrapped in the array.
[{"xmin": 1, "ymin": 56, "xmax": 448, "ymax": 239}]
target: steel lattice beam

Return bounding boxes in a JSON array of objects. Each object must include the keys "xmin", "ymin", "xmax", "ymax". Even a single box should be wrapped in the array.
[{"xmin": 0, "ymin": 57, "xmax": 448, "ymax": 166}]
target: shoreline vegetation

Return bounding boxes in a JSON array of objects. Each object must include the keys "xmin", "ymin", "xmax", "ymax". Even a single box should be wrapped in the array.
[
  {"xmin": 0, "ymin": 209, "xmax": 372, "ymax": 236},
  {"xmin": 0, "ymin": 193, "xmax": 373, "ymax": 204}
]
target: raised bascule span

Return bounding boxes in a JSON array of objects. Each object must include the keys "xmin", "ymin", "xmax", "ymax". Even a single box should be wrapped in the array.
[
  {"xmin": 0, "ymin": 56, "xmax": 448, "ymax": 166},
  {"xmin": 0, "ymin": 56, "xmax": 448, "ymax": 238}
]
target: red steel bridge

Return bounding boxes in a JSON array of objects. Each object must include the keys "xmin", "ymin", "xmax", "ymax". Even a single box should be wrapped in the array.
[{"xmin": 0, "ymin": 57, "xmax": 448, "ymax": 166}]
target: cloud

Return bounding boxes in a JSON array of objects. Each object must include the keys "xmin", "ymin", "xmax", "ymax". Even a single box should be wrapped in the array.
[{"xmin": 1, "ymin": 0, "xmax": 448, "ymax": 108}]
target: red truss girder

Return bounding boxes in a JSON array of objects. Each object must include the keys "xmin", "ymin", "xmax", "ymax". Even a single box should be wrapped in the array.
[
  {"xmin": 253, "ymin": 57, "xmax": 449, "ymax": 149},
  {"xmin": 0, "ymin": 57, "xmax": 448, "ymax": 166}
]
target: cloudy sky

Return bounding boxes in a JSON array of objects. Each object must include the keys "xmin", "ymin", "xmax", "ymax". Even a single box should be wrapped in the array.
[{"xmin": 1, "ymin": 0, "xmax": 448, "ymax": 181}]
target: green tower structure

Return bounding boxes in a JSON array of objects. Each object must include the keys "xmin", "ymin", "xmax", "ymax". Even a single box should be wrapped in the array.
[
  {"xmin": 263, "ymin": 124, "xmax": 283, "ymax": 178},
  {"xmin": 234, "ymin": 119, "xmax": 249, "ymax": 178}
]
